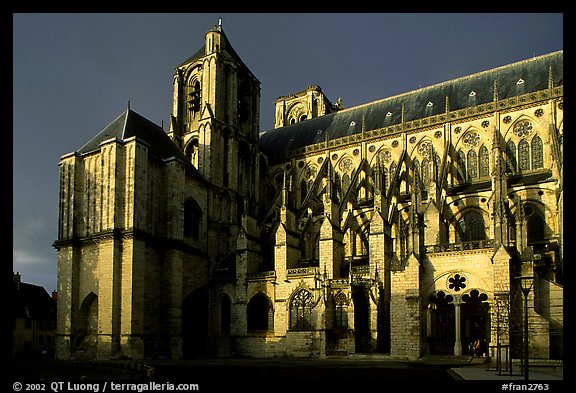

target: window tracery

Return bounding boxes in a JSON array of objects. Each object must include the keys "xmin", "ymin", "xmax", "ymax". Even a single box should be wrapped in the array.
[
  {"xmin": 531, "ymin": 135, "xmax": 544, "ymax": 169},
  {"xmin": 290, "ymin": 289, "xmax": 314, "ymax": 330},
  {"xmin": 518, "ymin": 139, "xmax": 530, "ymax": 172},
  {"xmin": 479, "ymin": 145, "xmax": 490, "ymax": 178}
]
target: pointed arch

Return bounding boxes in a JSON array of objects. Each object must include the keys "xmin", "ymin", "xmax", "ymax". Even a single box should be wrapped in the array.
[
  {"xmin": 518, "ymin": 139, "xmax": 530, "ymax": 172},
  {"xmin": 467, "ymin": 149, "xmax": 478, "ymax": 180},
  {"xmin": 531, "ymin": 134, "xmax": 544, "ymax": 170},
  {"xmin": 455, "ymin": 209, "xmax": 486, "ymax": 243},
  {"xmin": 290, "ymin": 288, "xmax": 314, "ymax": 330},
  {"xmin": 247, "ymin": 292, "xmax": 273, "ymax": 332},
  {"xmin": 506, "ymin": 140, "xmax": 517, "ymax": 174},
  {"xmin": 456, "ymin": 149, "xmax": 466, "ymax": 183},
  {"xmin": 479, "ymin": 145, "xmax": 490, "ymax": 178}
]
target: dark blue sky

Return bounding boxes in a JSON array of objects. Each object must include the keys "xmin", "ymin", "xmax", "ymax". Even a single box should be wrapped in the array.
[{"xmin": 12, "ymin": 13, "xmax": 563, "ymax": 292}]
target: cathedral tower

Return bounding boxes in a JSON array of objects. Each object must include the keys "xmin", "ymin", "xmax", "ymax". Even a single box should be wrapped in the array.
[{"xmin": 168, "ymin": 19, "xmax": 261, "ymax": 207}]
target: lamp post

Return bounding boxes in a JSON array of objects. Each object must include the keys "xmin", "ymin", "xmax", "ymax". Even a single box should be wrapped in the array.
[{"xmin": 515, "ymin": 275, "xmax": 534, "ymax": 381}]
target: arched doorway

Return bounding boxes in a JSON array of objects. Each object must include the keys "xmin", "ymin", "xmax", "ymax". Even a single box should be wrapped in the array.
[
  {"xmin": 352, "ymin": 286, "xmax": 371, "ymax": 353},
  {"xmin": 461, "ymin": 289, "xmax": 490, "ymax": 356},
  {"xmin": 428, "ymin": 289, "xmax": 490, "ymax": 356},
  {"xmin": 429, "ymin": 291, "xmax": 455, "ymax": 355},
  {"xmin": 182, "ymin": 286, "xmax": 209, "ymax": 358}
]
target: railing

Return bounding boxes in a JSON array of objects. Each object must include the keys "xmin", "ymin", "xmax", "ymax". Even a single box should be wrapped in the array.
[
  {"xmin": 287, "ymin": 266, "xmax": 318, "ymax": 277},
  {"xmin": 425, "ymin": 239, "xmax": 494, "ymax": 253}
]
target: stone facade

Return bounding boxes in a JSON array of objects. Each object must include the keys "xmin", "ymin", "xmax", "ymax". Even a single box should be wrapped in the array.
[{"xmin": 55, "ymin": 23, "xmax": 563, "ymax": 361}]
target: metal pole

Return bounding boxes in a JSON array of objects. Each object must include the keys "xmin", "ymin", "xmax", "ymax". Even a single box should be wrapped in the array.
[{"xmin": 523, "ymin": 291, "xmax": 529, "ymax": 380}]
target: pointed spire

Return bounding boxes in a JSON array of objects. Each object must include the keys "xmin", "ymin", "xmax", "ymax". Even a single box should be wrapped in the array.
[
  {"xmin": 127, "ymin": 99, "xmax": 131, "ymax": 111},
  {"xmin": 401, "ymin": 102, "xmax": 405, "ymax": 124},
  {"xmin": 548, "ymin": 65, "xmax": 554, "ymax": 89},
  {"xmin": 445, "ymin": 95, "xmax": 450, "ymax": 114}
]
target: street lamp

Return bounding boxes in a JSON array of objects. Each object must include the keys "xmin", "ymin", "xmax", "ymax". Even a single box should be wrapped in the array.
[{"xmin": 515, "ymin": 275, "xmax": 534, "ymax": 381}]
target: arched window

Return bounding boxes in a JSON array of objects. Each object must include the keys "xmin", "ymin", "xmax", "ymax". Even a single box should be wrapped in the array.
[
  {"xmin": 184, "ymin": 198, "xmax": 202, "ymax": 240},
  {"xmin": 290, "ymin": 289, "xmax": 313, "ymax": 330},
  {"xmin": 506, "ymin": 140, "xmax": 517, "ymax": 174},
  {"xmin": 479, "ymin": 145, "xmax": 490, "ymax": 178},
  {"xmin": 247, "ymin": 293, "xmax": 272, "ymax": 332},
  {"xmin": 456, "ymin": 210, "xmax": 486, "ymax": 243},
  {"xmin": 382, "ymin": 167, "xmax": 389, "ymax": 193},
  {"xmin": 531, "ymin": 135, "xmax": 544, "ymax": 170},
  {"xmin": 334, "ymin": 292, "xmax": 348, "ymax": 329},
  {"xmin": 422, "ymin": 158, "xmax": 432, "ymax": 186},
  {"xmin": 185, "ymin": 138, "xmax": 199, "ymax": 168},
  {"xmin": 524, "ymin": 203, "xmax": 546, "ymax": 243},
  {"xmin": 188, "ymin": 80, "xmax": 201, "ymax": 112},
  {"xmin": 467, "ymin": 150, "xmax": 478, "ymax": 180},
  {"xmin": 518, "ymin": 139, "xmax": 531, "ymax": 172},
  {"xmin": 456, "ymin": 150, "xmax": 466, "ymax": 183}
]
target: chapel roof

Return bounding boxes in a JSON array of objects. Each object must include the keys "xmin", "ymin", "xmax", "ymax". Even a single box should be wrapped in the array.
[
  {"xmin": 76, "ymin": 108, "xmax": 205, "ymax": 181},
  {"xmin": 259, "ymin": 50, "xmax": 563, "ymax": 162}
]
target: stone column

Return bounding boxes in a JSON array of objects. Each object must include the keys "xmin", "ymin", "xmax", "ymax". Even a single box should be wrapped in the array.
[{"xmin": 453, "ymin": 297, "xmax": 462, "ymax": 356}]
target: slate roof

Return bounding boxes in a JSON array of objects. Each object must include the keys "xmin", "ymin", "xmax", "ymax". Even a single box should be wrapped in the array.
[
  {"xmin": 177, "ymin": 26, "xmax": 258, "ymax": 82},
  {"xmin": 259, "ymin": 50, "xmax": 563, "ymax": 161},
  {"xmin": 76, "ymin": 108, "xmax": 205, "ymax": 181}
]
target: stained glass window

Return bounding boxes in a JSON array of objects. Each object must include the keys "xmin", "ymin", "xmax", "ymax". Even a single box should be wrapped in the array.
[
  {"xmin": 479, "ymin": 145, "xmax": 490, "ymax": 178},
  {"xmin": 531, "ymin": 135, "xmax": 544, "ymax": 169},
  {"xmin": 334, "ymin": 292, "xmax": 348, "ymax": 329},
  {"xmin": 457, "ymin": 150, "xmax": 466, "ymax": 183},
  {"xmin": 467, "ymin": 149, "xmax": 478, "ymax": 180},
  {"xmin": 456, "ymin": 210, "xmax": 486, "ymax": 243},
  {"xmin": 506, "ymin": 140, "xmax": 517, "ymax": 174},
  {"xmin": 518, "ymin": 139, "xmax": 530, "ymax": 172}
]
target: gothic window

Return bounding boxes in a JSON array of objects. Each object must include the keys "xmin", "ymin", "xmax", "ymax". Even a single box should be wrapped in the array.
[
  {"xmin": 518, "ymin": 139, "xmax": 531, "ymax": 172},
  {"xmin": 188, "ymin": 81, "xmax": 201, "ymax": 112},
  {"xmin": 479, "ymin": 145, "xmax": 490, "ymax": 178},
  {"xmin": 506, "ymin": 140, "xmax": 517, "ymax": 174},
  {"xmin": 456, "ymin": 210, "xmax": 486, "ymax": 243},
  {"xmin": 334, "ymin": 292, "xmax": 348, "ymax": 329},
  {"xmin": 383, "ymin": 167, "xmax": 389, "ymax": 193},
  {"xmin": 456, "ymin": 150, "xmax": 466, "ymax": 183},
  {"xmin": 290, "ymin": 289, "xmax": 314, "ymax": 330},
  {"xmin": 422, "ymin": 158, "xmax": 432, "ymax": 186},
  {"xmin": 247, "ymin": 293, "xmax": 272, "ymax": 332},
  {"xmin": 524, "ymin": 203, "xmax": 546, "ymax": 243},
  {"xmin": 467, "ymin": 149, "xmax": 478, "ymax": 180},
  {"xmin": 184, "ymin": 198, "xmax": 202, "ymax": 240},
  {"xmin": 390, "ymin": 162, "xmax": 397, "ymax": 181},
  {"xmin": 185, "ymin": 138, "xmax": 199, "ymax": 168},
  {"xmin": 531, "ymin": 135, "xmax": 544, "ymax": 170}
]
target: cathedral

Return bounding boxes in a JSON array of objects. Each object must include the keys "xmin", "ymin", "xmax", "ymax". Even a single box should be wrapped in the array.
[{"xmin": 54, "ymin": 22, "xmax": 563, "ymax": 361}]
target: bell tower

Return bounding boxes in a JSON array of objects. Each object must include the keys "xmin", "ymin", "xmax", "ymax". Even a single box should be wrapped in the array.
[{"xmin": 168, "ymin": 19, "xmax": 261, "ymax": 205}]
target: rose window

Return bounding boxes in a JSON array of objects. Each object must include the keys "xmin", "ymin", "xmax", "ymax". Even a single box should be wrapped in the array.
[
  {"xmin": 306, "ymin": 165, "xmax": 317, "ymax": 179},
  {"xmin": 462, "ymin": 131, "xmax": 480, "ymax": 148},
  {"xmin": 339, "ymin": 157, "xmax": 354, "ymax": 173},
  {"xmin": 417, "ymin": 141, "xmax": 433, "ymax": 159},
  {"xmin": 448, "ymin": 274, "xmax": 467, "ymax": 292},
  {"xmin": 513, "ymin": 120, "xmax": 533, "ymax": 138},
  {"xmin": 378, "ymin": 150, "xmax": 392, "ymax": 164}
]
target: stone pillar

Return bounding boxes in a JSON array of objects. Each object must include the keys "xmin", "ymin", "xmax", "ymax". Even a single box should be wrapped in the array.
[{"xmin": 453, "ymin": 298, "xmax": 462, "ymax": 356}]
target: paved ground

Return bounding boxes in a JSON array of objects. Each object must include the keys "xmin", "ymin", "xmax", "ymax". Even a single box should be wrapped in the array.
[{"xmin": 10, "ymin": 356, "xmax": 565, "ymax": 391}]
